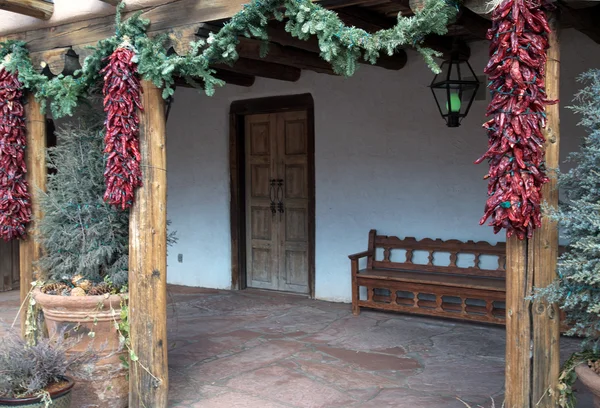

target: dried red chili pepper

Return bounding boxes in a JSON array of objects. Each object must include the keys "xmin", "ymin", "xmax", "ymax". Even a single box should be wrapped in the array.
[
  {"xmin": 0, "ymin": 66, "xmax": 32, "ymax": 240},
  {"xmin": 100, "ymin": 44, "xmax": 143, "ymax": 210},
  {"xmin": 477, "ymin": 0, "xmax": 556, "ymax": 240}
]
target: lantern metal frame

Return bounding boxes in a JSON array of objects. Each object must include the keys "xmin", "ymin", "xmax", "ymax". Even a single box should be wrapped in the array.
[{"xmin": 429, "ymin": 50, "xmax": 480, "ymax": 128}]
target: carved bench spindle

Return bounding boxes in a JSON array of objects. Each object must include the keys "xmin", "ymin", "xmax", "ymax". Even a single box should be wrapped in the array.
[
  {"xmin": 449, "ymin": 252, "xmax": 458, "ymax": 267},
  {"xmin": 486, "ymin": 300, "xmax": 494, "ymax": 318},
  {"xmin": 383, "ymin": 247, "xmax": 391, "ymax": 262},
  {"xmin": 498, "ymin": 254, "xmax": 506, "ymax": 271},
  {"xmin": 436, "ymin": 294, "xmax": 443, "ymax": 311},
  {"xmin": 427, "ymin": 250, "xmax": 434, "ymax": 266},
  {"xmin": 474, "ymin": 253, "xmax": 481, "ymax": 269},
  {"xmin": 413, "ymin": 292, "xmax": 419, "ymax": 308}
]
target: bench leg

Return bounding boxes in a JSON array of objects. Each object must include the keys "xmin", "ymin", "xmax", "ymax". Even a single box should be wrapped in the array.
[
  {"xmin": 351, "ymin": 261, "xmax": 360, "ymax": 316},
  {"xmin": 351, "ymin": 280, "xmax": 360, "ymax": 316}
]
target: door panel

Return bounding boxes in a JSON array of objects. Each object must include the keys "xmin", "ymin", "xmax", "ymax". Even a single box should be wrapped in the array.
[
  {"xmin": 245, "ymin": 110, "xmax": 310, "ymax": 294},
  {"xmin": 245, "ymin": 114, "xmax": 278, "ymax": 290},
  {"xmin": 277, "ymin": 111, "xmax": 310, "ymax": 294}
]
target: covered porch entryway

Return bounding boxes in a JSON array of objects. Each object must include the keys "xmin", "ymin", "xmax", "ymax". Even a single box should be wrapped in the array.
[{"xmin": 2, "ymin": 0, "xmax": 600, "ymax": 406}]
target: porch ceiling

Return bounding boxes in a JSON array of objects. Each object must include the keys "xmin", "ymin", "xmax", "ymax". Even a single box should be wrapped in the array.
[{"xmin": 1, "ymin": 0, "xmax": 599, "ymax": 90}]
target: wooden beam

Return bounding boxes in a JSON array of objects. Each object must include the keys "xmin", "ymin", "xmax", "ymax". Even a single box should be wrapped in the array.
[
  {"xmin": 129, "ymin": 80, "xmax": 168, "ymax": 408},
  {"xmin": 214, "ymin": 58, "xmax": 301, "ymax": 82},
  {"xmin": 235, "ymin": 37, "xmax": 336, "ymax": 75},
  {"xmin": 505, "ymin": 12, "xmax": 561, "ymax": 408},
  {"xmin": 456, "ymin": 8, "xmax": 492, "ymax": 39},
  {"xmin": 20, "ymin": 94, "xmax": 46, "ymax": 336},
  {"xmin": 0, "ymin": 0, "xmax": 53, "ymax": 20},
  {"xmin": 336, "ymin": 5, "xmax": 394, "ymax": 32},
  {"xmin": 99, "ymin": 0, "xmax": 120, "ymax": 5},
  {"xmin": 531, "ymin": 12, "xmax": 560, "ymax": 407},
  {"xmin": 0, "ymin": 0, "xmax": 377, "ymax": 53},
  {"xmin": 175, "ymin": 70, "xmax": 255, "ymax": 88},
  {"xmin": 560, "ymin": 4, "xmax": 600, "ymax": 44},
  {"xmin": 30, "ymin": 47, "xmax": 81, "ymax": 77},
  {"xmin": 424, "ymin": 34, "xmax": 471, "ymax": 60},
  {"xmin": 561, "ymin": 0, "xmax": 600, "ymax": 8},
  {"xmin": 213, "ymin": 70, "xmax": 255, "ymax": 87}
]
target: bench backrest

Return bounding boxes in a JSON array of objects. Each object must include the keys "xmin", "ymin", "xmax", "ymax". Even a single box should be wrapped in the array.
[{"xmin": 367, "ymin": 229, "xmax": 506, "ymax": 279}]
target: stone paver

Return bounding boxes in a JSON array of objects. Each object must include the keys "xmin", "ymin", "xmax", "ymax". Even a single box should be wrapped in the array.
[{"xmin": 0, "ymin": 286, "xmax": 594, "ymax": 407}]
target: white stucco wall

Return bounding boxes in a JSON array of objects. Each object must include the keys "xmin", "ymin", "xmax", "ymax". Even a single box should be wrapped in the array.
[{"xmin": 164, "ymin": 29, "xmax": 600, "ymax": 302}]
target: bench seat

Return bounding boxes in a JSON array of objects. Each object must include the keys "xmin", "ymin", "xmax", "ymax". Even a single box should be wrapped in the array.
[{"xmin": 357, "ymin": 268, "xmax": 506, "ymax": 292}]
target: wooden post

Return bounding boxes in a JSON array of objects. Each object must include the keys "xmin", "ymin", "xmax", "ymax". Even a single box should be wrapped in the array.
[
  {"xmin": 531, "ymin": 12, "xmax": 560, "ymax": 407},
  {"xmin": 129, "ymin": 80, "xmax": 168, "ymax": 408},
  {"xmin": 19, "ymin": 94, "xmax": 46, "ymax": 336},
  {"xmin": 505, "ymin": 11, "xmax": 560, "ymax": 408},
  {"xmin": 505, "ymin": 236, "xmax": 532, "ymax": 408}
]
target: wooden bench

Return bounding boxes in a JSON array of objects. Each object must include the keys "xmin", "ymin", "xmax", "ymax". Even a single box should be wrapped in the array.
[{"xmin": 350, "ymin": 230, "xmax": 508, "ymax": 325}]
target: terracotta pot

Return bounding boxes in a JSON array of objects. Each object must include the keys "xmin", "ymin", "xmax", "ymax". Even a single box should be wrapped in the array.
[
  {"xmin": 576, "ymin": 363, "xmax": 600, "ymax": 408},
  {"xmin": 0, "ymin": 376, "xmax": 74, "ymax": 407},
  {"xmin": 33, "ymin": 288, "xmax": 128, "ymax": 408}
]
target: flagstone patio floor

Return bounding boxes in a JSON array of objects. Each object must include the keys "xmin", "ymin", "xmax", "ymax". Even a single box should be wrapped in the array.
[{"xmin": 0, "ymin": 286, "xmax": 593, "ymax": 407}]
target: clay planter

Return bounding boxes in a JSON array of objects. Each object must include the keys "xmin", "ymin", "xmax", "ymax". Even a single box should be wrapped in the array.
[
  {"xmin": 0, "ymin": 377, "xmax": 74, "ymax": 407},
  {"xmin": 33, "ymin": 288, "xmax": 128, "ymax": 408},
  {"xmin": 576, "ymin": 363, "xmax": 600, "ymax": 408}
]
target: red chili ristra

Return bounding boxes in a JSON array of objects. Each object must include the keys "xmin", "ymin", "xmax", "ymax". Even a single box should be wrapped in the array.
[
  {"xmin": 476, "ymin": 0, "xmax": 556, "ymax": 240},
  {"xmin": 0, "ymin": 67, "xmax": 32, "ymax": 240},
  {"xmin": 100, "ymin": 46, "xmax": 143, "ymax": 210}
]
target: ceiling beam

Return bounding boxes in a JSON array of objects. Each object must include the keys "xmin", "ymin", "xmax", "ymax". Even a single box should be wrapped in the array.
[
  {"xmin": 336, "ymin": 5, "xmax": 395, "ymax": 32},
  {"xmin": 214, "ymin": 58, "xmax": 302, "ymax": 82},
  {"xmin": 456, "ymin": 8, "xmax": 491, "ymax": 40},
  {"xmin": 236, "ymin": 38, "xmax": 336, "ymax": 75},
  {"xmin": 0, "ymin": 0, "xmax": 53, "ymax": 20},
  {"xmin": 176, "ymin": 70, "xmax": 255, "ymax": 88},
  {"xmin": 560, "ymin": 4, "xmax": 600, "ymax": 44},
  {"xmin": 561, "ymin": 0, "xmax": 600, "ymax": 8},
  {"xmin": 213, "ymin": 70, "xmax": 255, "ymax": 87},
  {"xmin": 425, "ymin": 34, "xmax": 471, "ymax": 60}
]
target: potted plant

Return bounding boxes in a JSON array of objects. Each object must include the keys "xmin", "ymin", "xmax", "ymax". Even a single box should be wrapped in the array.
[
  {"xmin": 32, "ymin": 112, "xmax": 130, "ymax": 408},
  {"xmin": 0, "ymin": 329, "xmax": 95, "ymax": 408},
  {"xmin": 535, "ymin": 69, "xmax": 600, "ymax": 408}
]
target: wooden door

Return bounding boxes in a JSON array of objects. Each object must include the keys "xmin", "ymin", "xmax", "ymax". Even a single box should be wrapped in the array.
[
  {"xmin": 0, "ymin": 240, "xmax": 19, "ymax": 292},
  {"xmin": 245, "ymin": 111, "xmax": 310, "ymax": 294}
]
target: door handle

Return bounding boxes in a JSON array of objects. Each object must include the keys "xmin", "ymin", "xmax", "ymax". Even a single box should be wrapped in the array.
[
  {"xmin": 276, "ymin": 179, "xmax": 284, "ymax": 218},
  {"xmin": 269, "ymin": 179, "xmax": 277, "ymax": 216}
]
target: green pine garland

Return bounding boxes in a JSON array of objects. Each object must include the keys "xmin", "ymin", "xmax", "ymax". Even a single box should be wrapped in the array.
[{"xmin": 0, "ymin": 0, "xmax": 459, "ymax": 118}]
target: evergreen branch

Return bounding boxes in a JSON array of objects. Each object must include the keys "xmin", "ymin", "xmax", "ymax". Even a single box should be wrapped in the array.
[{"xmin": 1, "ymin": 0, "xmax": 459, "ymax": 117}]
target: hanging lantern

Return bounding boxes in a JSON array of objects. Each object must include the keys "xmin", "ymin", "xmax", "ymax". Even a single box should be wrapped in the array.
[{"xmin": 429, "ymin": 50, "xmax": 480, "ymax": 128}]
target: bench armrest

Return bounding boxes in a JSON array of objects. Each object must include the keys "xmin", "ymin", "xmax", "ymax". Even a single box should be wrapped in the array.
[{"xmin": 348, "ymin": 250, "xmax": 373, "ymax": 260}]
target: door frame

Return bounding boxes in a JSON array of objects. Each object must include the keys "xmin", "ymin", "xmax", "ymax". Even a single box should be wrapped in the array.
[{"xmin": 229, "ymin": 94, "xmax": 316, "ymax": 297}]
